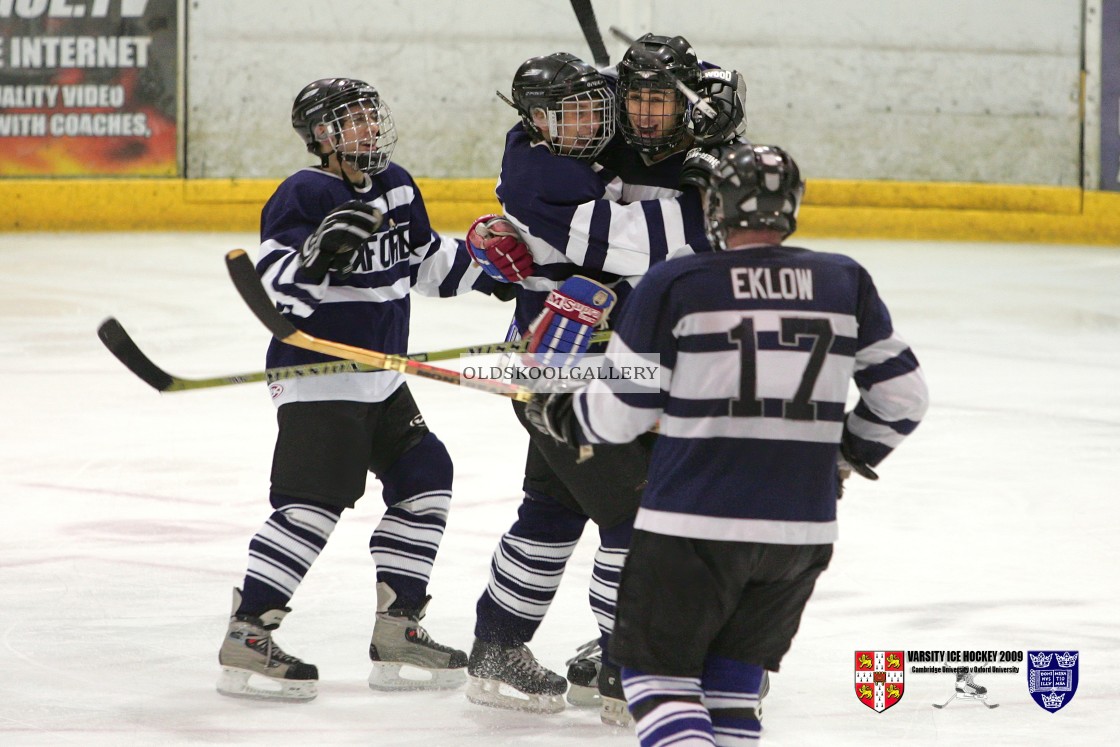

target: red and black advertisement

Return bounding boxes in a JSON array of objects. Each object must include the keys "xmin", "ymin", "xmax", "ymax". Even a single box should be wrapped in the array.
[{"xmin": 0, "ymin": 0, "xmax": 178, "ymax": 176}]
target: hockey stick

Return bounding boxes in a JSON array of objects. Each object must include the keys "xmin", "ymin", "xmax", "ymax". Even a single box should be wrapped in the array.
[
  {"xmin": 569, "ymin": 0, "xmax": 610, "ymax": 68},
  {"xmin": 225, "ymin": 249, "xmax": 534, "ymax": 402},
  {"xmin": 97, "ymin": 317, "xmax": 610, "ymax": 393},
  {"xmin": 608, "ymin": 26, "xmax": 718, "ymax": 119}
]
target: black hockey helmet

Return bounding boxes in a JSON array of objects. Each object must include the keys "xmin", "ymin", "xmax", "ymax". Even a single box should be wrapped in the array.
[
  {"xmin": 617, "ymin": 34, "xmax": 702, "ymax": 155},
  {"xmin": 705, "ymin": 143, "xmax": 804, "ymax": 248},
  {"xmin": 291, "ymin": 77, "xmax": 397, "ymax": 175},
  {"xmin": 510, "ymin": 52, "xmax": 615, "ymax": 160}
]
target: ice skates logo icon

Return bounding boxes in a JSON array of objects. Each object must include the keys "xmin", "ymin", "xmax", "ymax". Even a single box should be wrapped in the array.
[
  {"xmin": 1027, "ymin": 650, "xmax": 1079, "ymax": 713},
  {"xmin": 854, "ymin": 650, "xmax": 904, "ymax": 713},
  {"xmin": 933, "ymin": 670, "xmax": 998, "ymax": 709}
]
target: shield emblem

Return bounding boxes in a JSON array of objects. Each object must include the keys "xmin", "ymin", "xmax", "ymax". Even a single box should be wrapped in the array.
[
  {"xmin": 1027, "ymin": 651, "xmax": 1078, "ymax": 713},
  {"xmin": 855, "ymin": 651, "xmax": 905, "ymax": 712}
]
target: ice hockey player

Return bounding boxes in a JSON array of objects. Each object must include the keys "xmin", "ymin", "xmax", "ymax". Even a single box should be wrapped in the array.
[
  {"xmin": 466, "ymin": 40, "xmax": 747, "ymax": 725},
  {"xmin": 216, "ymin": 77, "xmax": 533, "ymax": 701},
  {"xmin": 525, "ymin": 142, "xmax": 929, "ymax": 745}
]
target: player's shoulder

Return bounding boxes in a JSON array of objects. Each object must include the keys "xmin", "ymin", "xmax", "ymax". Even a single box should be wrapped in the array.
[
  {"xmin": 377, "ymin": 161, "xmax": 414, "ymax": 185},
  {"xmin": 265, "ymin": 167, "xmax": 345, "ymax": 216},
  {"xmin": 500, "ymin": 124, "xmax": 601, "ymax": 199},
  {"xmin": 782, "ymin": 245, "xmax": 871, "ymax": 282},
  {"xmin": 639, "ymin": 250, "xmax": 714, "ymax": 292},
  {"xmin": 273, "ymin": 166, "xmax": 336, "ymax": 195}
]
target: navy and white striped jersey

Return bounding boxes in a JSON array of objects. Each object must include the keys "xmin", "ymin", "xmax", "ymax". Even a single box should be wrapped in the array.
[
  {"xmin": 496, "ymin": 125, "xmax": 710, "ymax": 337},
  {"xmin": 572, "ymin": 245, "xmax": 929, "ymax": 544},
  {"xmin": 257, "ymin": 165, "xmax": 494, "ymax": 406}
]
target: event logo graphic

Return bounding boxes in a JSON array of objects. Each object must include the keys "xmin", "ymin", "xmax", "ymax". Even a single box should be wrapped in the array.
[
  {"xmin": 1027, "ymin": 651, "xmax": 1079, "ymax": 713},
  {"xmin": 855, "ymin": 651, "xmax": 904, "ymax": 712}
]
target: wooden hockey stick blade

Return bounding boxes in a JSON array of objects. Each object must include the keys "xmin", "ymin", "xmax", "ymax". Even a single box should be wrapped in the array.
[
  {"xmin": 570, "ymin": 0, "xmax": 609, "ymax": 68},
  {"xmin": 225, "ymin": 249, "xmax": 534, "ymax": 402},
  {"xmin": 97, "ymin": 317, "xmax": 177, "ymax": 391},
  {"xmin": 98, "ymin": 315, "xmax": 175, "ymax": 391}
]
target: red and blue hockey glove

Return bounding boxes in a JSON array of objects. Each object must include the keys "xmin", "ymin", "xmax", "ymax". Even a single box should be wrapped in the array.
[
  {"xmin": 466, "ymin": 214, "xmax": 535, "ymax": 282},
  {"xmin": 525, "ymin": 276, "xmax": 616, "ymax": 367}
]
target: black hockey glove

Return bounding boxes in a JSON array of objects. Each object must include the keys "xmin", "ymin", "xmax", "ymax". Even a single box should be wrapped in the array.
[
  {"xmin": 679, "ymin": 142, "xmax": 735, "ymax": 192},
  {"xmin": 299, "ymin": 200, "xmax": 382, "ymax": 282},
  {"xmin": 690, "ymin": 68, "xmax": 747, "ymax": 146},
  {"xmin": 524, "ymin": 389, "xmax": 583, "ymax": 449},
  {"xmin": 837, "ymin": 437, "xmax": 879, "ymax": 498}
]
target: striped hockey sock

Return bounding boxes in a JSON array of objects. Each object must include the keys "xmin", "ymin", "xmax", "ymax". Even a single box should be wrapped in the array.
[
  {"xmin": 369, "ymin": 490, "xmax": 450, "ymax": 609},
  {"xmin": 474, "ymin": 492, "xmax": 588, "ymax": 643},
  {"xmin": 238, "ymin": 501, "xmax": 341, "ymax": 615},
  {"xmin": 623, "ymin": 669, "xmax": 714, "ymax": 746},
  {"xmin": 590, "ymin": 521, "xmax": 631, "ymax": 650},
  {"xmin": 703, "ymin": 656, "xmax": 763, "ymax": 745}
]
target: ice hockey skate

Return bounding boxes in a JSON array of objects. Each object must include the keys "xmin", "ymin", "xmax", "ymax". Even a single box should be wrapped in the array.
[
  {"xmin": 368, "ymin": 582, "xmax": 467, "ymax": 690},
  {"xmin": 564, "ymin": 638, "xmax": 602, "ymax": 707},
  {"xmin": 598, "ymin": 661, "xmax": 634, "ymax": 728},
  {"xmin": 465, "ymin": 639, "xmax": 568, "ymax": 713},
  {"xmin": 933, "ymin": 671, "xmax": 999, "ymax": 709},
  {"xmin": 216, "ymin": 588, "xmax": 318, "ymax": 701}
]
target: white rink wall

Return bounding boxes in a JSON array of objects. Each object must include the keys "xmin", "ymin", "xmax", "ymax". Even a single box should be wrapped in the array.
[{"xmin": 185, "ymin": 0, "xmax": 1084, "ymax": 185}]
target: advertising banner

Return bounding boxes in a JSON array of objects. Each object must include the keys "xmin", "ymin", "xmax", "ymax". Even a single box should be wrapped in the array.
[{"xmin": 0, "ymin": 0, "xmax": 178, "ymax": 176}]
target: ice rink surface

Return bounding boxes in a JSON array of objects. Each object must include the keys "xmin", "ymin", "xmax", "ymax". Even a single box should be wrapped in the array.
[{"xmin": 2, "ymin": 232, "xmax": 1118, "ymax": 746}]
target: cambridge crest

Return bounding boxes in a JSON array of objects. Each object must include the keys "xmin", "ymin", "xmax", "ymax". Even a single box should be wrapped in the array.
[
  {"xmin": 855, "ymin": 651, "xmax": 904, "ymax": 712},
  {"xmin": 1027, "ymin": 651, "xmax": 1079, "ymax": 713}
]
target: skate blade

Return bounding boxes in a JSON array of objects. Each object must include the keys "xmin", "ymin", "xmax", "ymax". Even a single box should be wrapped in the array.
[
  {"xmin": 368, "ymin": 661, "xmax": 466, "ymax": 691},
  {"xmin": 600, "ymin": 696, "xmax": 634, "ymax": 728},
  {"xmin": 217, "ymin": 666, "xmax": 317, "ymax": 702},
  {"xmin": 566, "ymin": 683, "xmax": 601, "ymax": 708},
  {"xmin": 465, "ymin": 676, "xmax": 565, "ymax": 714}
]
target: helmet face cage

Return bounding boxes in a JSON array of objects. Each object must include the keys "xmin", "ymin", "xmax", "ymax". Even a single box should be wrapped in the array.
[
  {"xmin": 319, "ymin": 96, "xmax": 397, "ymax": 176},
  {"xmin": 539, "ymin": 87, "xmax": 615, "ymax": 159},
  {"xmin": 617, "ymin": 35, "xmax": 701, "ymax": 155},
  {"xmin": 291, "ymin": 79, "xmax": 396, "ymax": 175},
  {"xmin": 705, "ymin": 145, "xmax": 805, "ymax": 249},
  {"xmin": 512, "ymin": 53, "xmax": 616, "ymax": 160}
]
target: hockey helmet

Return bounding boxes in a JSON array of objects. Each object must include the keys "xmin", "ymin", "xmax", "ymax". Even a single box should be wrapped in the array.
[
  {"xmin": 617, "ymin": 34, "xmax": 702, "ymax": 156},
  {"xmin": 291, "ymin": 78, "xmax": 397, "ymax": 175},
  {"xmin": 705, "ymin": 143, "xmax": 804, "ymax": 248},
  {"xmin": 510, "ymin": 53, "xmax": 616, "ymax": 160}
]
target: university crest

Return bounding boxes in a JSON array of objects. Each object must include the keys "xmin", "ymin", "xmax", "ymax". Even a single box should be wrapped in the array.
[
  {"xmin": 855, "ymin": 650, "xmax": 905, "ymax": 712},
  {"xmin": 1027, "ymin": 651, "xmax": 1079, "ymax": 713}
]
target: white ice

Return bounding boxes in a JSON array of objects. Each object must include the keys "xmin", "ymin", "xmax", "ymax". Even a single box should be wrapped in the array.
[{"xmin": 1, "ymin": 233, "xmax": 1118, "ymax": 746}]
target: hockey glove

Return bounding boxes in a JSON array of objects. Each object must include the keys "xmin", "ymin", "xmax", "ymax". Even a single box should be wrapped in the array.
[
  {"xmin": 690, "ymin": 68, "xmax": 747, "ymax": 146},
  {"xmin": 837, "ymin": 438, "xmax": 879, "ymax": 498},
  {"xmin": 525, "ymin": 389, "xmax": 584, "ymax": 449},
  {"xmin": 525, "ymin": 276, "xmax": 616, "ymax": 368},
  {"xmin": 299, "ymin": 200, "xmax": 382, "ymax": 282},
  {"xmin": 679, "ymin": 142, "xmax": 736, "ymax": 192},
  {"xmin": 466, "ymin": 214, "xmax": 535, "ymax": 282}
]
